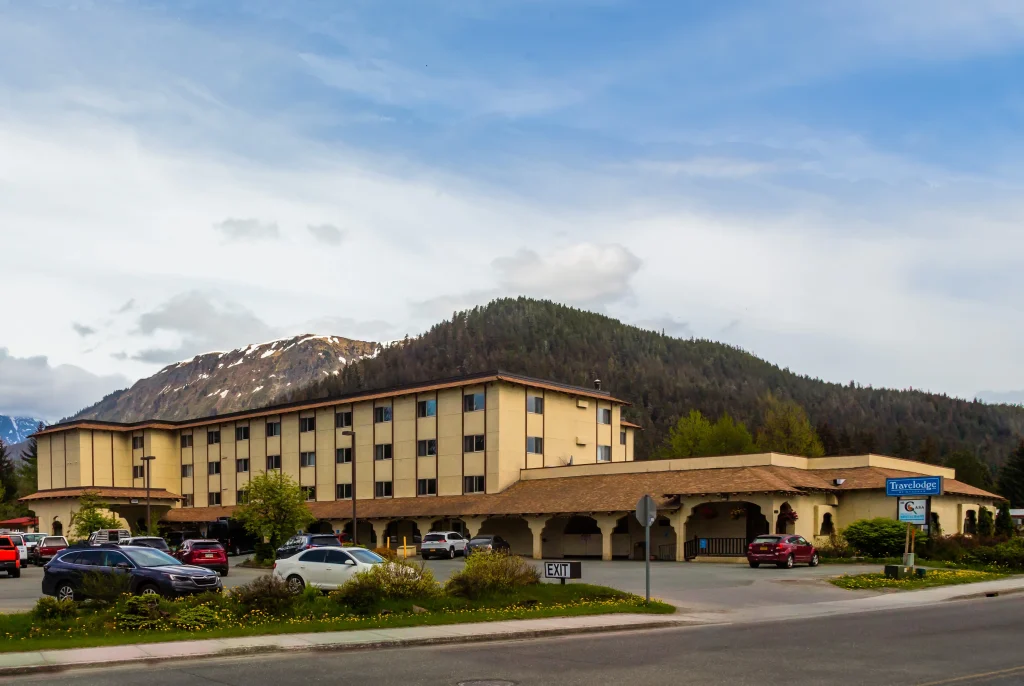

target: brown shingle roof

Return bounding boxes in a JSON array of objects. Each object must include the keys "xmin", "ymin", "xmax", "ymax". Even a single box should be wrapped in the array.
[
  {"xmin": 21, "ymin": 487, "xmax": 182, "ymax": 502},
  {"xmin": 808, "ymin": 466, "xmax": 1000, "ymax": 499},
  {"xmin": 620, "ymin": 420, "xmax": 643, "ymax": 430}
]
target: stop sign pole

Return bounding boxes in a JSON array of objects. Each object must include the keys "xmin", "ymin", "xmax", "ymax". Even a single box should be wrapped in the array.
[{"xmin": 635, "ymin": 494, "xmax": 657, "ymax": 604}]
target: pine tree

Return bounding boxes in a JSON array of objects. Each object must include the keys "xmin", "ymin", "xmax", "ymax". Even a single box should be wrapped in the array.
[
  {"xmin": 945, "ymin": 450, "xmax": 994, "ymax": 491},
  {"xmin": 16, "ymin": 422, "xmax": 42, "ymax": 497},
  {"xmin": 998, "ymin": 440, "xmax": 1024, "ymax": 508},
  {"xmin": 894, "ymin": 428, "xmax": 912, "ymax": 459},
  {"xmin": 916, "ymin": 437, "xmax": 940, "ymax": 465},
  {"xmin": 978, "ymin": 506, "xmax": 994, "ymax": 537},
  {"xmin": 0, "ymin": 439, "xmax": 17, "ymax": 505},
  {"xmin": 816, "ymin": 422, "xmax": 840, "ymax": 456},
  {"xmin": 995, "ymin": 502, "xmax": 1015, "ymax": 538}
]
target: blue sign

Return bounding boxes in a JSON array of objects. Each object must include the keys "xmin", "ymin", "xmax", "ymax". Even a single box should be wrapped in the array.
[
  {"xmin": 886, "ymin": 476, "xmax": 943, "ymax": 497},
  {"xmin": 699, "ymin": 538, "xmax": 708, "ymax": 550}
]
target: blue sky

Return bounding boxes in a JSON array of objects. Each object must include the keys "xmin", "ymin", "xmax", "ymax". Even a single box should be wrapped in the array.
[{"xmin": 3, "ymin": 0, "xmax": 1024, "ymax": 419}]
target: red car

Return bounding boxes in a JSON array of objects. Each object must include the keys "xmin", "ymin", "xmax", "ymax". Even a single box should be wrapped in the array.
[
  {"xmin": 33, "ymin": 536, "xmax": 68, "ymax": 566},
  {"xmin": 174, "ymin": 539, "xmax": 229, "ymax": 577},
  {"xmin": 747, "ymin": 534, "xmax": 819, "ymax": 569}
]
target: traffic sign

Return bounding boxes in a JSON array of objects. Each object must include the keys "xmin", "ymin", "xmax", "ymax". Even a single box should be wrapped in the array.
[
  {"xmin": 886, "ymin": 477, "xmax": 942, "ymax": 497},
  {"xmin": 544, "ymin": 561, "xmax": 582, "ymax": 581},
  {"xmin": 635, "ymin": 495, "xmax": 657, "ymax": 526}
]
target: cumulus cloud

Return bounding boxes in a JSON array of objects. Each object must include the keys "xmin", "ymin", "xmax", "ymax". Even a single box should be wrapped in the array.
[
  {"xmin": 299, "ymin": 316, "xmax": 395, "ymax": 342},
  {"xmin": 114, "ymin": 299, "xmax": 136, "ymax": 314},
  {"xmin": 493, "ymin": 243, "xmax": 642, "ymax": 307},
  {"xmin": 307, "ymin": 223, "xmax": 346, "ymax": 245},
  {"xmin": 72, "ymin": 322, "xmax": 96, "ymax": 337},
  {"xmin": 0, "ymin": 348, "xmax": 129, "ymax": 421},
  {"xmin": 213, "ymin": 218, "xmax": 280, "ymax": 241},
  {"xmin": 633, "ymin": 316, "xmax": 693, "ymax": 338}
]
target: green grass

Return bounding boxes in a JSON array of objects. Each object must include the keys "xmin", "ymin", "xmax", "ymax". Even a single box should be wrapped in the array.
[
  {"xmin": 820, "ymin": 557, "xmax": 1022, "ymax": 574},
  {"xmin": 0, "ymin": 584, "xmax": 673, "ymax": 654},
  {"xmin": 829, "ymin": 569, "xmax": 1006, "ymax": 591}
]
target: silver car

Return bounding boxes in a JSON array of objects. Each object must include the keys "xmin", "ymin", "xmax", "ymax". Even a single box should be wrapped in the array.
[{"xmin": 419, "ymin": 531, "xmax": 468, "ymax": 559}]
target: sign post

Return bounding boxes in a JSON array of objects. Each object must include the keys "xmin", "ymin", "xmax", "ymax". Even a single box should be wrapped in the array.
[
  {"xmin": 544, "ymin": 561, "xmax": 582, "ymax": 585},
  {"xmin": 635, "ymin": 495, "xmax": 657, "ymax": 604},
  {"xmin": 886, "ymin": 477, "xmax": 943, "ymax": 573}
]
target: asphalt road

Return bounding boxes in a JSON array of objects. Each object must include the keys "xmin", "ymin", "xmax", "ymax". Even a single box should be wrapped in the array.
[{"xmin": 8, "ymin": 594, "xmax": 1024, "ymax": 685}]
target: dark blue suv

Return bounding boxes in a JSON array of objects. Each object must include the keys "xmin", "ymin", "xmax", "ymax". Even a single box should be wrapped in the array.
[{"xmin": 42, "ymin": 545, "xmax": 222, "ymax": 600}]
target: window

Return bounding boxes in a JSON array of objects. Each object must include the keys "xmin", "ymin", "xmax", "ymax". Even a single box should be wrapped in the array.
[
  {"xmin": 180, "ymin": 434, "xmax": 193, "ymax": 449},
  {"xmin": 463, "ymin": 475, "xmax": 485, "ymax": 494},
  {"xmin": 336, "ymin": 483, "xmax": 352, "ymax": 500},
  {"xmin": 132, "ymin": 436, "xmax": 144, "ymax": 450},
  {"xmin": 417, "ymin": 439, "xmax": 437, "ymax": 457},
  {"xmin": 300, "ymin": 451, "xmax": 316, "ymax": 467},
  {"xmin": 597, "ymin": 445, "xmax": 612, "ymax": 462},
  {"xmin": 181, "ymin": 464, "xmax": 193, "ymax": 478},
  {"xmin": 298, "ymin": 549, "xmax": 326, "ymax": 563},
  {"xmin": 208, "ymin": 461, "xmax": 221, "ymax": 475},
  {"xmin": 208, "ymin": 430, "xmax": 221, "ymax": 444},
  {"xmin": 373, "ymin": 406, "xmax": 392, "ymax": 423},
  {"xmin": 417, "ymin": 399, "xmax": 436, "ymax": 418},
  {"xmin": 299, "ymin": 417, "xmax": 315, "ymax": 432},
  {"xmin": 132, "ymin": 465, "xmax": 145, "ymax": 479},
  {"xmin": 325, "ymin": 549, "xmax": 352, "ymax": 565},
  {"xmin": 266, "ymin": 421, "xmax": 281, "ymax": 437},
  {"xmin": 301, "ymin": 486, "xmax": 316, "ymax": 502},
  {"xmin": 236, "ymin": 490, "xmax": 249, "ymax": 504},
  {"xmin": 463, "ymin": 435, "xmax": 485, "ymax": 453},
  {"xmin": 209, "ymin": 491, "xmax": 222, "ymax": 505},
  {"xmin": 336, "ymin": 447, "xmax": 352, "ymax": 464},
  {"xmin": 236, "ymin": 458, "xmax": 250, "ymax": 473},
  {"xmin": 527, "ymin": 396, "xmax": 544, "ymax": 414},
  {"xmin": 266, "ymin": 454, "xmax": 281, "ymax": 470},
  {"xmin": 235, "ymin": 426, "xmax": 249, "ymax": 441},
  {"xmin": 374, "ymin": 444, "xmax": 393, "ymax": 461},
  {"xmin": 620, "ymin": 430, "xmax": 627, "ymax": 445},
  {"xmin": 598, "ymin": 408, "xmax": 612, "ymax": 425},
  {"xmin": 417, "ymin": 478, "xmax": 437, "ymax": 496},
  {"xmin": 375, "ymin": 481, "xmax": 393, "ymax": 498},
  {"xmin": 463, "ymin": 392, "xmax": 485, "ymax": 412},
  {"xmin": 527, "ymin": 437, "xmax": 543, "ymax": 454},
  {"xmin": 182, "ymin": 494, "xmax": 194, "ymax": 507},
  {"xmin": 335, "ymin": 411, "xmax": 352, "ymax": 428}
]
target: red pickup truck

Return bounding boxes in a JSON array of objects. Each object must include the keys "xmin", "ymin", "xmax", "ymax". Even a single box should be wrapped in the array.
[{"xmin": 0, "ymin": 535, "xmax": 21, "ymax": 578}]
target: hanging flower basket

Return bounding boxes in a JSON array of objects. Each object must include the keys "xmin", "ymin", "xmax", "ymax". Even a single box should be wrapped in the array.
[
  {"xmin": 697, "ymin": 505, "xmax": 718, "ymax": 520},
  {"xmin": 730, "ymin": 507, "xmax": 747, "ymax": 520},
  {"xmin": 779, "ymin": 509, "xmax": 799, "ymax": 522}
]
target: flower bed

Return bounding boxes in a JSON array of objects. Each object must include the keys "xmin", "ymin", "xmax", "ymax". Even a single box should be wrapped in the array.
[{"xmin": 829, "ymin": 569, "xmax": 1005, "ymax": 591}]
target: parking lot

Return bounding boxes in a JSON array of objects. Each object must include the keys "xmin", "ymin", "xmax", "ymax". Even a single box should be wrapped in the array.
[{"xmin": 0, "ymin": 554, "xmax": 874, "ymax": 614}]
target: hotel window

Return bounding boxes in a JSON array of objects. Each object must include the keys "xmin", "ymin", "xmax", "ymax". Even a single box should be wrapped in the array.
[
  {"xmin": 597, "ymin": 445, "xmax": 612, "ymax": 462},
  {"xmin": 527, "ymin": 396, "xmax": 544, "ymax": 414},
  {"xmin": 374, "ymin": 444, "xmax": 393, "ymax": 461},
  {"xmin": 336, "ymin": 447, "xmax": 352, "ymax": 464},
  {"xmin": 208, "ymin": 430, "xmax": 221, "ymax": 444},
  {"xmin": 301, "ymin": 486, "xmax": 316, "ymax": 502},
  {"xmin": 236, "ymin": 489, "xmax": 249, "ymax": 505},
  {"xmin": 373, "ymin": 406, "xmax": 392, "ymax": 423},
  {"xmin": 180, "ymin": 434, "xmax": 193, "ymax": 448},
  {"xmin": 132, "ymin": 436, "xmax": 144, "ymax": 450},
  {"xmin": 132, "ymin": 465, "xmax": 145, "ymax": 479},
  {"xmin": 463, "ymin": 392, "xmax": 485, "ymax": 412},
  {"xmin": 209, "ymin": 492, "xmax": 222, "ymax": 506},
  {"xmin": 336, "ymin": 483, "xmax": 352, "ymax": 500},
  {"xmin": 235, "ymin": 426, "xmax": 249, "ymax": 441},
  {"xmin": 267, "ymin": 454, "xmax": 281, "ymax": 470},
  {"xmin": 236, "ymin": 458, "xmax": 250, "ymax": 473},
  {"xmin": 335, "ymin": 411, "xmax": 353, "ymax": 428},
  {"xmin": 417, "ymin": 399, "xmax": 437, "ymax": 418},
  {"xmin": 182, "ymin": 494, "xmax": 194, "ymax": 507},
  {"xmin": 375, "ymin": 481, "xmax": 393, "ymax": 498},
  {"xmin": 463, "ymin": 475, "xmax": 485, "ymax": 494},
  {"xmin": 299, "ymin": 417, "xmax": 315, "ymax": 433},
  {"xmin": 527, "ymin": 437, "xmax": 543, "ymax": 454},
  {"xmin": 463, "ymin": 435, "xmax": 485, "ymax": 453},
  {"xmin": 208, "ymin": 461, "xmax": 221, "ymax": 475},
  {"xmin": 620, "ymin": 431, "xmax": 627, "ymax": 445},
  {"xmin": 417, "ymin": 439, "xmax": 437, "ymax": 457},
  {"xmin": 300, "ymin": 451, "xmax": 316, "ymax": 467},
  {"xmin": 598, "ymin": 408, "xmax": 612, "ymax": 425},
  {"xmin": 181, "ymin": 464, "xmax": 193, "ymax": 478},
  {"xmin": 266, "ymin": 421, "xmax": 281, "ymax": 437},
  {"xmin": 417, "ymin": 478, "xmax": 437, "ymax": 496}
]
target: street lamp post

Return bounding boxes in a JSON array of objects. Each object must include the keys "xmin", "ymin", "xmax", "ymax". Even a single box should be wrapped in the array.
[
  {"xmin": 342, "ymin": 430, "xmax": 357, "ymax": 545},
  {"xmin": 140, "ymin": 455, "xmax": 156, "ymax": 534}
]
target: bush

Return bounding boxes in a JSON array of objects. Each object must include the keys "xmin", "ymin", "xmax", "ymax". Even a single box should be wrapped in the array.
[
  {"xmin": 816, "ymin": 533, "xmax": 854, "ymax": 559},
  {"xmin": 445, "ymin": 552, "xmax": 541, "ymax": 600},
  {"xmin": 229, "ymin": 574, "xmax": 295, "ymax": 616},
  {"xmin": 969, "ymin": 539, "xmax": 1024, "ymax": 570},
  {"xmin": 171, "ymin": 603, "xmax": 225, "ymax": 631},
  {"xmin": 841, "ymin": 519, "xmax": 908, "ymax": 558},
  {"xmin": 978, "ymin": 507, "xmax": 995, "ymax": 538},
  {"xmin": 114, "ymin": 595, "xmax": 168, "ymax": 631},
  {"xmin": 372, "ymin": 547, "xmax": 398, "ymax": 561},
  {"xmin": 332, "ymin": 561, "xmax": 441, "ymax": 614},
  {"xmin": 254, "ymin": 543, "xmax": 275, "ymax": 563},
  {"xmin": 80, "ymin": 570, "xmax": 131, "ymax": 605},
  {"xmin": 33, "ymin": 596, "xmax": 78, "ymax": 622}
]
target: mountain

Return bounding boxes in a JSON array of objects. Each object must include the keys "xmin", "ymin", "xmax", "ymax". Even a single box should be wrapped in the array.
[
  {"xmin": 72, "ymin": 335, "xmax": 380, "ymax": 422},
  {"xmin": 0, "ymin": 416, "xmax": 43, "ymax": 446},
  {"xmin": 291, "ymin": 298, "xmax": 1024, "ymax": 470}
]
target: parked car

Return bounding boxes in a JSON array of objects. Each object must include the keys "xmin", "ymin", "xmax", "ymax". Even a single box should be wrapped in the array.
[
  {"xmin": 746, "ymin": 534, "xmax": 819, "ymax": 569},
  {"xmin": 42, "ymin": 545, "xmax": 223, "ymax": 601},
  {"xmin": 32, "ymin": 536, "xmax": 68, "ymax": 565},
  {"xmin": 466, "ymin": 534, "xmax": 511, "ymax": 555},
  {"xmin": 420, "ymin": 531, "xmax": 468, "ymax": 559},
  {"xmin": 0, "ymin": 535, "xmax": 21, "ymax": 578},
  {"xmin": 207, "ymin": 519, "xmax": 260, "ymax": 556},
  {"xmin": 123, "ymin": 537, "xmax": 171, "ymax": 552},
  {"xmin": 164, "ymin": 530, "xmax": 202, "ymax": 552},
  {"xmin": 87, "ymin": 529, "xmax": 132, "ymax": 545},
  {"xmin": 273, "ymin": 546, "xmax": 386, "ymax": 592},
  {"xmin": 1, "ymin": 534, "xmax": 28, "ymax": 563},
  {"xmin": 275, "ymin": 534, "xmax": 347, "ymax": 559},
  {"xmin": 22, "ymin": 533, "xmax": 48, "ymax": 558},
  {"xmin": 173, "ymin": 539, "xmax": 229, "ymax": 576}
]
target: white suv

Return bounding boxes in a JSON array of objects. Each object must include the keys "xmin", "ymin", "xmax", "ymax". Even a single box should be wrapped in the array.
[{"xmin": 420, "ymin": 531, "xmax": 468, "ymax": 559}]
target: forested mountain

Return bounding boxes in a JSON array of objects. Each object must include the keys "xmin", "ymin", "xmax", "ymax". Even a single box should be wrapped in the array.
[{"xmin": 292, "ymin": 298, "xmax": 1024, "ymax": 469}]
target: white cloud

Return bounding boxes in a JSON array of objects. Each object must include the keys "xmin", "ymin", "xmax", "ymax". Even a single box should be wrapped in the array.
[
  {"xmin": 0, "ymin": 348, "xmax": 128, "ymax": 421},
  {"xmin": 307, "ymin": 223, "xmax": 346, "ymax": 246},
  {"xmin": 493, "ymin": 244, "xmax": 642, "ymax": 307},
  {"xmin": 213, "ymin": 218, "xmax": 280, "ymax": 241}
]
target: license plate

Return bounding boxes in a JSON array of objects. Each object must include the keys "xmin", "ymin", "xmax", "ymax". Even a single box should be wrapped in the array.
[
  {"xmin": 203, "ymin": 554, "xmax": 214, "ymax": 559},
  {"xmin": 759, "ymin": 546, "xmax": 768, "ymax": 552}
]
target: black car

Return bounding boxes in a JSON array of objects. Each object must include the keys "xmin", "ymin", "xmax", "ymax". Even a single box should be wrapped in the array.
[
  {"xmin": 466, "ymin": 534, "xmax": 512, "ymax": 555},
  {"xmin": 275, "ymin": 534, "xmax": 342, "ymax": 559},
  {"xmin": 42, "ymin": 545, "xmax": 222, "ymax": 601}
]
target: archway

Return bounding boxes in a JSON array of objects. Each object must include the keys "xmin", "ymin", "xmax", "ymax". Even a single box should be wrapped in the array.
[
  {"xmin": 613, "ymin": 513, "xmax": 679, "ymax": 560},
  {"xmin": 478, "ymin": 517, "xmax": 533, "ymax": 556},
  {"xmin": 385, "ymin": 519, "xmax": 423, "ymax": 548},
  {"xmin": 540, "ymin": 516, "xmax": 602, "ymax": 559},
  {"xmin": 52, "ymin": 520, "xmax": 63, "ymax": 537},
  {"xmin": 776, "ymin": 502, "xmax": 796, "ymax": 535},
  {"xmin": 819, "ymin": 512, "xmax": 835, "ymax": 536},
  {"xmin": 964, "ymin": 509, "xmax": 978, "ymax": 535},
  {"xmin": 312, "ymin": 520, "xmax": 334, "ymax": 535}
]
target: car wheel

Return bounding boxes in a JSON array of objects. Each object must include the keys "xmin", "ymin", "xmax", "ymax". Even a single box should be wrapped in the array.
[
  {"xmin": 287, "ymin": 575, "xmax": 305, "ymax": 594},
  {"xmin": 809, "ymin": 553, "xmax": 819, "ymax": 567},
  {"xmin": 784, "ymin": 555, "xmax": 795, "ymax": 569},
  {"xmin": 138, "ymin": 583, "xmax": 161, "ymax": 597},
  {"xmin": 10, "ymin": 567, "xmax": 20, "ymax": 579},
  {"xmin": 220, "ymin": 568, "xmax": 229, "ymax": 578},
  {"xmin": 232, "ymin": 544, "xmax": 241, "ymax": 557},
  {"xmin": 56, "ymin": 582, "xmax": 75, "ymax": 601},
  {"xmin": 448, "ymin": 547, "xmax": 455, "ymax": 559},
  {"xmin": 748, "ymin": 561, "xmax": 760, "ymax": 568}
]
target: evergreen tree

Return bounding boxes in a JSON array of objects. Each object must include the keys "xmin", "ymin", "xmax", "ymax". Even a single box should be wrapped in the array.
[
  {"xmin": 754, "ymin": 393, "xmax": 824, "ymax": 457},
  {"xmin": 0, "ymin": 439, "xmax": 17, "ymax": 506},
  {"xmin": 816, "ymin": 422, "xmax": 840, "ymax": 456},
  {"xmin": 16, "ymin": 423, "xmax": 42, "ymax": 497},
  {"xmin": 916, "ymin": 437, "xmax": 940, "ymax": 465},
  {"xmin": 945, "ymin": 450, "xmax": 994, "ymax": 491},
  {"xmin": 995, "ymin": 502, "xmax": 1015, "ymax": 538},
  {"xmin": 977, "ymin": 506, "xmax": 994, "ymax": 537},
  {"xmin": 894, "ymin": 428, "xmax": 912, "ymax": 459},
  {"xmin": 998, "ymin": 440, "xmax": 1024, "ymax": 507}
]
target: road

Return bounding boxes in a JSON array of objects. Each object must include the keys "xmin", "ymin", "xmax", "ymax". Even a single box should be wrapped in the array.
[{"xmin": 7, "ymin": 594, "xmax": 1024, "ymax": 685}]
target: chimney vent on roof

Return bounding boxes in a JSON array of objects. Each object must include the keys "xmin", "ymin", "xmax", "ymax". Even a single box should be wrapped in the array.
[
  {"xmin": 594, "ymin": 378, "xmax": 602, "ymax": 390},
  {"xmin": 834, "ymin": 478, "xmax": 846, "ymax": 486}
]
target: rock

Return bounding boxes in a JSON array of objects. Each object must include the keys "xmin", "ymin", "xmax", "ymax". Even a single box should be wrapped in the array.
[{"xmin": 412, "ymin": 605, "xmax": 428, "ymax": 614}]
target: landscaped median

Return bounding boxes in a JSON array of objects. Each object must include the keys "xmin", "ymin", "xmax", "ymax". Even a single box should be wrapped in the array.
[{"xmin": 828, "ymin": 568, "xmax": 1007, "ymax": 591}]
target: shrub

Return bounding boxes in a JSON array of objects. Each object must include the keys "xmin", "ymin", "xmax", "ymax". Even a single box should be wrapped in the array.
[
  {"xmin": 114, "ymin": 594, "xmax": 168, "ymax": 631},
  {"xmin": 969, "ymin": 538, "xmax": 1024, "ymax": 570},
  {"xmin": 841, "ymin": 519, "xmax": 908, "ymax": 558},
  {"xmin": 80, "ymin": 570, "xmax": 131, "ymax": 605},
  {"xmin": 33, "ymin": 596, "xmax": 78, "ymax": 622},
  {"xmin": 373, "ymin": 547, "xmax": 398, "ymax": 561},
  {"xmin": 444, "ymin": 552, "xmax": 540, "ymax": 600},
  {"xmin": 816, "ymin": 533, "xmax": 854, "ymax": 559},
  {"xmin": 229, "ymin": 574, "xmax": 295, "ymax": 616},
  {"xmin": 253, "ymin": 543, "xmax": 275, "ymax": 563},
  {"xmin": 978, "ymin": 507, "xmax": 995, "ymax": 538},
  {"xmin": 332, "ymin": 561, "xmax": 441, "ymax": 614},
  {"xmin": 171, "ymin": 603, "xmax": 225, "ymax": 631},
  {"xmin": 995, "ymin": 503, "xmax": 1015, "ymax": 538}
]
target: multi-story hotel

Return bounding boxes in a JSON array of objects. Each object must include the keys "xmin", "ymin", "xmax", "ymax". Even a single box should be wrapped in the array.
[{"xmin": 24, "ymin": 371, "xmax": 1000, "ymax": 562}]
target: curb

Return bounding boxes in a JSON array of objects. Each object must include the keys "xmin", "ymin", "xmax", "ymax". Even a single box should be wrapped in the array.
[{"xmin": 0, "ymin": 618, "xmax": 697, "ymax": 677}]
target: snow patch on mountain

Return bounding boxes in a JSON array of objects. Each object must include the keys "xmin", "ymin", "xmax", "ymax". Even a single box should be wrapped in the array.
[{"xmin": 0, "ymin": 415, "xmax": 44, "ymax": 445}]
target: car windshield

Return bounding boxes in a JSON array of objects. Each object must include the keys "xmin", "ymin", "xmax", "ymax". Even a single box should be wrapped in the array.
[
  {"xmin": 348, "ymin": 549, "xmax": 385, "ymax": 564},
  {"xmin": 42, "ymin": 537, "xmax": 66, "ymax": 546},
  {"xmin": 752, "ymin": 536, "xmax": 782, "ymax": 544},
  {"xmin": 310, "ymin": 536, "xmax": 339, "ymax": 545},
  {"xmin": 190, "ymin": 542, "xmax": 222, "ymax": 550},
  {"xmin": 8, "ymin": 536, "xmax": 23, "ymax": 545},
  {"xmin": 124, "ymin": 548, "xmax": 181, "ymax": 567},
  {"xmin": 423, "ymin": 534, "xmax": 446, "ymax": 542},
  {"xmin": 470, "ymin": 536, "xmax": 493, "ymax": 543},
  {"xmin": 23, "ymin": 534, "xmax": 46, "ymax": 543}
]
